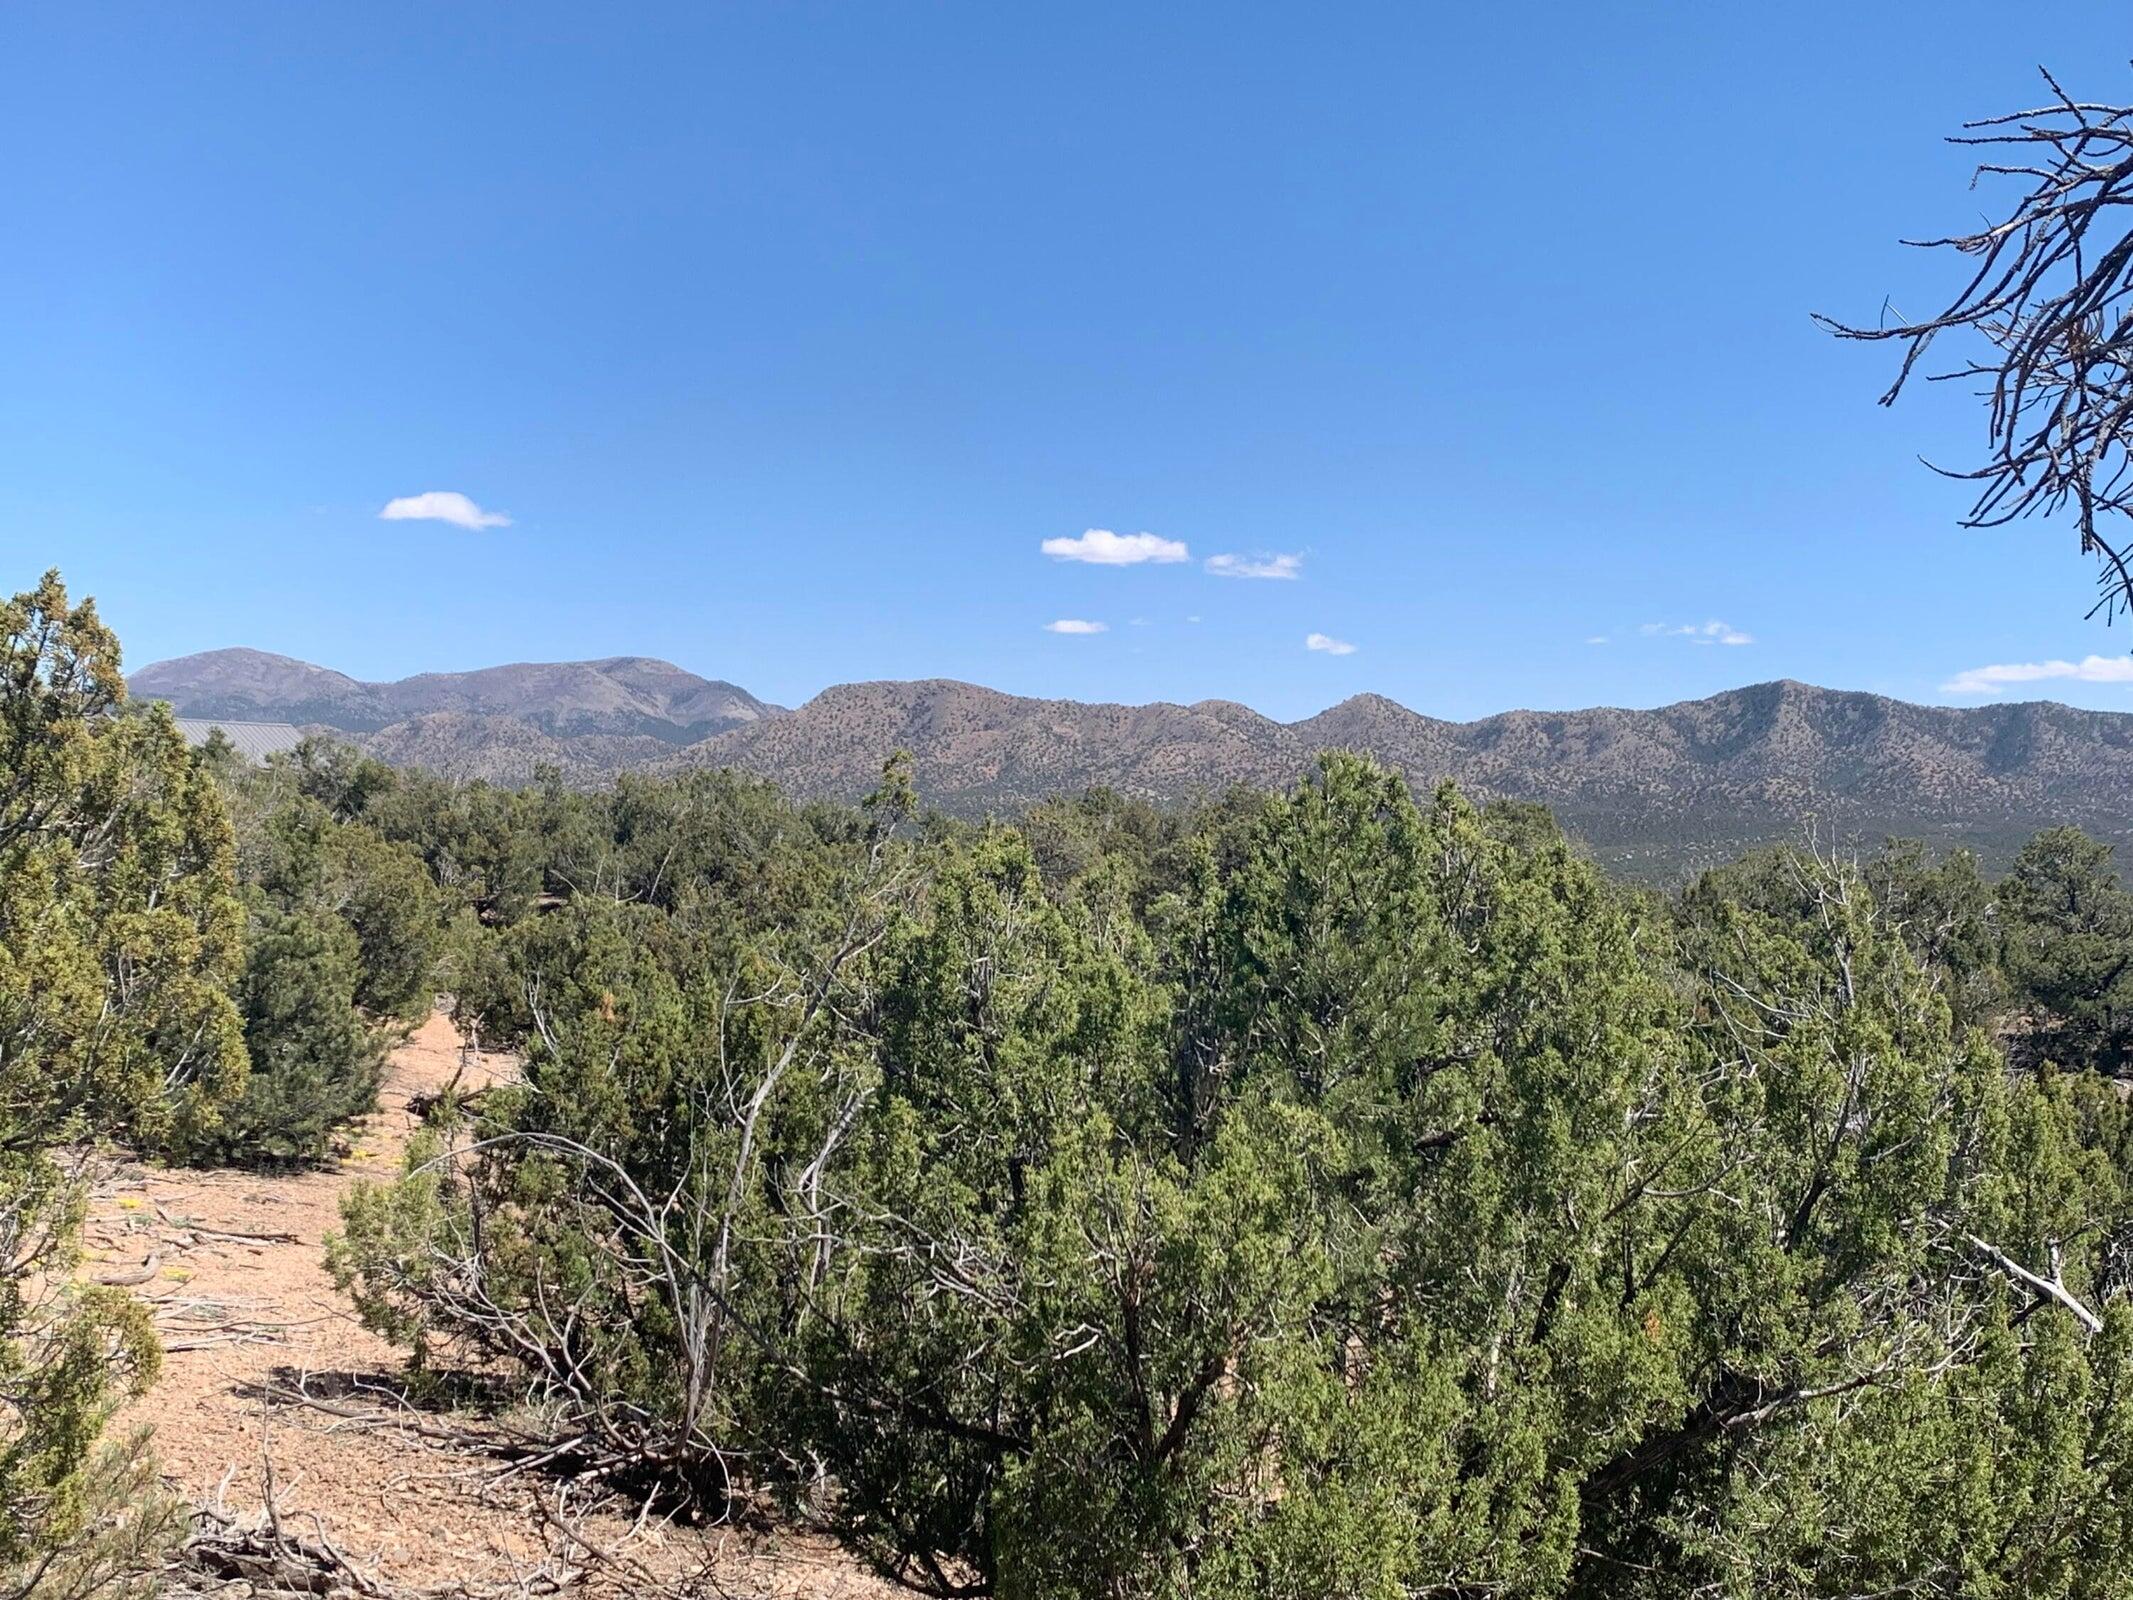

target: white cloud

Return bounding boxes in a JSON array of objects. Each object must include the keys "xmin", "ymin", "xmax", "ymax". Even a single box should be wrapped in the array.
[
  {"xmin": 1205, "ymin": 551, "xmax": 1302, "ymax": 581},
  {"xmin": 1643, "ymin": 619, "xmax": 1752, "ymax": 646},
  {"xmin": 1941, "ymin": 654, "xmax": 2133, "ymax": 695},
  {"xmin": 379, "ymin": 490, "xmax": 512, "ymax": 531},
  {"xmin": 1040, "ymin": 528, "xmax": 1188, "ymax": 565},
  {"xmin": 1586, "ymin": 635, "xmax": 1610, "ymax": 646},
  {"xmin": 1306, "ymin": 632, "xmax": 1356, "ymax": 656},
  {"xmin": 1045, "ymin": 618, "xmax": 1108, "ymax": 635}
]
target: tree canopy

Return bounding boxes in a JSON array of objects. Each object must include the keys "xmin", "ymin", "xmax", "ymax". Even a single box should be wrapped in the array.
[{"xmin": 334, "ymin": 749, "xmax": 2133, "ymax": 1598}]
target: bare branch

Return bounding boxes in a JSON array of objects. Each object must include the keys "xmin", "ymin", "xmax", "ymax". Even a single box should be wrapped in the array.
[{"xmin": 1822, "ymin": 67, "xmax": 2133, "ymax": 620}]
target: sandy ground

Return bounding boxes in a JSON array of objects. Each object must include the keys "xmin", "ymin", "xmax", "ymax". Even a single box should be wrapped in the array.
[{"xmin": 84, "ymin": 1012, "xmax": 888, "ymax": 1598}]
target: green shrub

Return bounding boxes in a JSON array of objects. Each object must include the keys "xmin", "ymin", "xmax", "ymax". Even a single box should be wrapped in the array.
[{"xmin": 188, "ymin": 908, "xmax": 386, "ymax": 1166}]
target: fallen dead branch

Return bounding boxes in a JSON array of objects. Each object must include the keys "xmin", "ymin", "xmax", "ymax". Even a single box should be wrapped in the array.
[
  {"xmin": 170, "ymin": 1449, "xmax": 397, "ymax": 1598},
  {"xmin": 155, "ymin": 1199, "xmax": 304, "ymax": 1247},
  {"xmin": 165, "ymin": 1413, "xmax": 588, "ymax": 1599},
  {"xmin": 178, "ymin": 1497, "xmax": 392, "ymax": 1595},
  {"xmin": 172, "ymin": 1501, "xmax": 584, "ymax": 1598},
  {"xmin": 141, "ymin": 1293, "xmax": 308, "ymax": 1352}
]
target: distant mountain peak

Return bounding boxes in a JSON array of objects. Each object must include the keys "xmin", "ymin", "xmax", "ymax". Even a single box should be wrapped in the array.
[
  {"xmin": 1323, "ymin": 690, "xmax": 1410, "ymax": 714},
  {"xmin": 134, "ymin": 646, "xmax": 363, "ymax": 686}
]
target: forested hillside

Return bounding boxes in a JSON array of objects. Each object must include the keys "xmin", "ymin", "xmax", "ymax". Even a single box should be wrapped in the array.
[
  {"xmin": 136, "ymin": 652, "xmax": 2133, "ymax": 878},
  {"xmin": 678, "ymin": 675, "xmax": 2133, "ymax": 874}
]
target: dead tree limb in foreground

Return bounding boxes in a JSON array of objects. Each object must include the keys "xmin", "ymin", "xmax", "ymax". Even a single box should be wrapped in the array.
[{"xmin": 1820, "ymin": 67, "xmax": 2133, "ymax": 619}]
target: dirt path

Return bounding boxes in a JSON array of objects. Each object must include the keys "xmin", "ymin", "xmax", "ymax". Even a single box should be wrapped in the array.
[{"xmin": 86, "ymin": 1013, "xmax": 884, "ymax": 1597}]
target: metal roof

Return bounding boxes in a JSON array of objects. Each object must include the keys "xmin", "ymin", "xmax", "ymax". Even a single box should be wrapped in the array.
[{"xmin": 173, "ymin": 717, "xmax": 308, "ymax": 763}]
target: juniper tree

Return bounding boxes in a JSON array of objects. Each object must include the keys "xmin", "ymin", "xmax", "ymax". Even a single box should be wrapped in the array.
[
  {"xmin": 1998, "ymin": 827, "xmax": 2133, "ymax": 1072},
  {"xmin": 0, "ymin": 571, "xmax": 246, "ymax": 1597}
]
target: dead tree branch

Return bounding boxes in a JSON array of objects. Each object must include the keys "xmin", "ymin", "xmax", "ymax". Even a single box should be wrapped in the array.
[{"xmin": 1820, "ymin": 67, "xmax": 2133, "ymax": 619}]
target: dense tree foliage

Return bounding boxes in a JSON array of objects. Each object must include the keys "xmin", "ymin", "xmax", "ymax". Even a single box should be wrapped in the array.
[
  {"xmin": 333, "ymin": 745, "xmax": 2133, "ymax": 1597},
  {"xmin": 191, "ymin": 752, "xmax": 442, "ymax": 1165},
  {"xmin": 1999, "ymin": 828, "xmax": 2133, "ymax": 1075},
  {"xmin": 1, "ymin": 577, "xmax": 248, "ymax": 1151}
]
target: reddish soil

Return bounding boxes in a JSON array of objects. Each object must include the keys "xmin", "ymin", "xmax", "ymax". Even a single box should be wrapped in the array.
[{"xmin": 84, "ymin": 1013, "xmax": 887, "ymax": 1598}]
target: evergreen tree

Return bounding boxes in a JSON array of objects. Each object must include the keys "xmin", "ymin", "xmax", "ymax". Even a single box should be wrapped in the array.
[
  {"xmin": 197, "ymin": 908, "xmax": 385, "ymax": 1166},
  {"xmin": 1999, "ymin": 827, "xmax": 2133, "ymax": 1071},
  {"xmin": 202, "ymin": 762, "xmax": 443, "ymax": 1165},
  {"xmin": 0, "ymin": 571, "xmax": 245, "ymax": 1597}
]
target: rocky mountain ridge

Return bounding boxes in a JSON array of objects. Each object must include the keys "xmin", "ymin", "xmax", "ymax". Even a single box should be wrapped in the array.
[{"xmin": 133, "ymin": 650, "xmax": 2133, "ymax": 877}]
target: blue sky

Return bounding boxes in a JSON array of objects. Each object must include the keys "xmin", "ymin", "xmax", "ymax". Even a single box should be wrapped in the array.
[{"xmin": 7, "ymin": 2, "xmax": 2133, "ymax": 721}]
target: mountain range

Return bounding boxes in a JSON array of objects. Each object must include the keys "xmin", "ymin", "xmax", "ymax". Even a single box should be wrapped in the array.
[
  {"xmin": 131, "ymin": 649, "xmax": 2133, "ymax": 879},
  {"xmin": 130, "ymin": 648, "xmax": 781, "ymax": 743}
]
